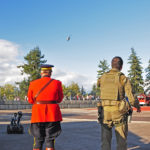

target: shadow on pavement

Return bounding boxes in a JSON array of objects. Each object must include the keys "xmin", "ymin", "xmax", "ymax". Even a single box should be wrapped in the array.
[{"xmin": 0, "ymin": 122, "xmax": 149, "ymax": 150}]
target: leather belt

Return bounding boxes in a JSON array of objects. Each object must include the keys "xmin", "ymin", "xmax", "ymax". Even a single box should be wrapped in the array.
[{"xmin": 34, "ymin": 101, "xmax": 57, "ymax": 104}]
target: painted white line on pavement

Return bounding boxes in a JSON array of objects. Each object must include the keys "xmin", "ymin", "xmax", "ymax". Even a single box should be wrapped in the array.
[
  {"xmin": 128, "ymin": 146, "xmax": 140, "ymax": 150},
  {"xmin": 0, "ymin": 120, "xmax": 30, "ymax": 125},
  {"xmin": 129, "ymin": 121, "xmax": 150, "ymax": 124},
  {"xmin": 62, "ymin": 118, "xmax": 150, "ymax": 123},
  {"xmin": 62, "ymin": 118, "xmax": 97, "ymax": 122},
  {"xmin": 0, "ymin": 119, "xmax": 150, "ymax": 124}
]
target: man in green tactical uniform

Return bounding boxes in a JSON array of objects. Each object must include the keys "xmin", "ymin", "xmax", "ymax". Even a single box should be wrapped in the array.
[{"xmin": 97, "ymin": 56, "xmax": 141, "ymax": 150}]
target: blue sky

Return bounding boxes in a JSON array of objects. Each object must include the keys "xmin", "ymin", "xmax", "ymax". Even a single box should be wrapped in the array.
[{"xmin": 0, "ymin": 0, "xmax": 150, "ymax": 90}]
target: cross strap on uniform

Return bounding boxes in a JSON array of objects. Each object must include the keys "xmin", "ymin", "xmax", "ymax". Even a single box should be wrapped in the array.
[{"xmin": 33, "ymin": 79, "xmax": 54, "ymax": 102}]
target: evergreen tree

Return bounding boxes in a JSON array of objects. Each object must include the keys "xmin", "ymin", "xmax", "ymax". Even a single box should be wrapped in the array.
[
  {"xmin": 80, "ymin": 86, "xmax": 86, "ymax": 96},
  {"xmin": 128, "ymin": 48, "xmax": 144, "ymax": 94},
  {"xmin": 90, "ymin": 84, "xmax": 99, "ymax": 97},
  {"xmin": 17, "ymin": 47, "xmax": 47, "ymax": 99},
  {"xmin": 97, "ymin": 59, "xmax": 109, "ymax": 78},
  {"xmin": 145, "ymin": 59, "xmax": 150, "ymax": 81},
  {"xmin": 97, "ymin": 59, "xmax": 109, "ymax": 97},
  {"xmin": 18, "ymin": 47, "xmax": 47, "ymax": 81},
  {"xmin": 17, "ymin": 79, "xmax": 30, "ymax": 99},
  {"xmin": 144, "ymin": 59, "xmax": 150, "ymax": 94}
]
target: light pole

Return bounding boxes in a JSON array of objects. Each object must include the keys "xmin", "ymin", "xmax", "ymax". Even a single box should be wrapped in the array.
[{"xmin": 0, "ymin": 86, "xmax": 1, "ymax": 100}]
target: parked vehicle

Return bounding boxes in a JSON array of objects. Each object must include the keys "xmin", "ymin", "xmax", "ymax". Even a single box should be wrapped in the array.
[{"xmin": 137, "ymin": 94, "xmax": 150, "ymax": 106}]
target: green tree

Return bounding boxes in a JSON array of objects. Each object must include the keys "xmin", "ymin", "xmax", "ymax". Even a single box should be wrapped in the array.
[
  {"xmin": 0, "ymin": 84, "xmax": 16, "ymax": 100},
  {"xmin": 90, "ymin": 83, "xmax": 100, "ymax": 97},
  {"xmin": 90, "ymin": 84, "xmax": 96, "ymax": 96},
  {"xmin": 62, "ymin": 85, "xmax": 71, "ymax": 98},
  {"xmin": 145, "ymin": 59, "xmax": 150, "ymax": 94},
  {"xmin": 97, "ymin": 59, "xmax": 109, "ymax": 78},
  {"xmin": 67, "ymin": 82, "xmax": 80, "ymax": 97},
  {"xmin": 18, "ymin": 47, "xmax": 47, "ymax": 81},
  {"xmin": 97, "ymin": 60, "xmax": 109, "ymax": 97},
  {"xmin": 17, "ymin": 47, "xmax": 47, "ymax": 99},
  {"xmin": 80, "ymin": 86, "xmax": 86, "ymax": 96},
  {"xmin": 17, "ymin": 79, "xmax": 30, "ymax": 99},
  {"xmin": 62, "ymin": 82, "xmax": 81, "ymax": 99},
  {"xmin": 145, "ymin": 59, "xmax": 150, "ymax": 81},
  {"xmin": 128, "ymin": 48, "xmax": 144, "ymax": 94}
]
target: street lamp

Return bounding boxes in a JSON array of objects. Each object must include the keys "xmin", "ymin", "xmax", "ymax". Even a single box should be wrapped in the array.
[{"xmin": 0, "ymin": 86, "xmax": 1, "ymax": 100}]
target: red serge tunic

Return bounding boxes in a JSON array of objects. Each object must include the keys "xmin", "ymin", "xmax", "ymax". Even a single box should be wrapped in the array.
[{"xmin": 28, "ymin": 77, "xmax": 63, "ymax": 123}]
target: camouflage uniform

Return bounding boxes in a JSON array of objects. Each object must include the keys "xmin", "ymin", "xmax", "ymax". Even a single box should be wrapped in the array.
[{"xmin": 97, "ymin": 68, "xmax": 137, "ymax": 150}]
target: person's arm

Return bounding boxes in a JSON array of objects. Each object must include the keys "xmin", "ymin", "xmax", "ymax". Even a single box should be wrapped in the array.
[
  {"xmin": 124, "ymin": 77, "xmax": 141, "ymax": 112},
  {"xmin": 97, "ymin": 77, "xmax": 101, "ymax": 88},
  {"xmin": 27, "ymin": 83, "xmax": 34, "ymax": 104},
  {"xmin": 57, "ymin": 81, "xmax": 64, "ymax": 103}
]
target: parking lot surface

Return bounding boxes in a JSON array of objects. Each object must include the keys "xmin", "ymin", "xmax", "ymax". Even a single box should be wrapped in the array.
[{"xmin": 0, "ymin": 108, "xmax": 150, "ymax": 150}]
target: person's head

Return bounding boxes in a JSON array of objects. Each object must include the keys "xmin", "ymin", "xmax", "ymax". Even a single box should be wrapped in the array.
[
  {"xmin": 111, "ymin": 56, "xmax": 123, "ymax": 71},
  {"xmin": 40, "ymin": 64, "xmax": 54, "ymax": 77}
]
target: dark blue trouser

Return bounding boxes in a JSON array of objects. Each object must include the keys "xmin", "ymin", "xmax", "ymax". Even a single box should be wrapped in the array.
[{"xmin": 30, "ymin": 122, "xmax": 61, "ymax": 149}]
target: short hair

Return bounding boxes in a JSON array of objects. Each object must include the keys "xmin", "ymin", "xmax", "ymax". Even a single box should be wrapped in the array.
[{"xmin": 111, "ymin": 56, "xmax": 123, "ymax": 70}]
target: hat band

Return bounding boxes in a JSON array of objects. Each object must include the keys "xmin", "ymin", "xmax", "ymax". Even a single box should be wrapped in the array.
[{"xmin": 41, "ymin": 67, "xmax": 52, "ymax": 71}]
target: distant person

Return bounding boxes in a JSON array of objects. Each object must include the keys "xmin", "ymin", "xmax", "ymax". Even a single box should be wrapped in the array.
[
  {"xmin": 3, "ymin": 94, "xmax": 7, "ymax": 101},
  {"xmin": 24, "ymin": 95, "xmax": 28, "ymax": 101},
  {"xmin": 28, "ymin": 64, "xmax": 63, "ymax": 150},
  {"xmin": 16, "ymin": 97, "xmax": 20, "ymax": 101},
  {"xmin": 97, "ymin": 56, "xmax": 141, "ymax": 150}
]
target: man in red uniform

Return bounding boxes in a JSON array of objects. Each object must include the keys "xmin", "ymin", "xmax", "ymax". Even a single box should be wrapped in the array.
[{"xmin": 28, "ymin": 64, "xmax": 63, "ymax": 150}]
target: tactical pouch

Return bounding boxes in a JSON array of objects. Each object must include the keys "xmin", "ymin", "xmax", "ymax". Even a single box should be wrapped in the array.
[
  {"xmin": 97, "ymin": 102, "xmax": 103, "ymax": 123},
  {"xmin": 118, "ymin": 99, "xmax": 129, "ymax": 114},
  {"xmin": 100, "ymin": 73, "xmax": 120, "ymax": 100}
]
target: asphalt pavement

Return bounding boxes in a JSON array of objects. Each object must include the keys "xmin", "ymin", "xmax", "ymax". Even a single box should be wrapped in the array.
[{"xmin": 0, "ymin": 108, "xmax": 150, "ymax": 150}]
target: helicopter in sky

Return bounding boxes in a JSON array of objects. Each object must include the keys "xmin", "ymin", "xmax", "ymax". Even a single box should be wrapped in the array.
[{"xmin": 66, "ymin": 35, "xmax": 71, "ymax": 41}]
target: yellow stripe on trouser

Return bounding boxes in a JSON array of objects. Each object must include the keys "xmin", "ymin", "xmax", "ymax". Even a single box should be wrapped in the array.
[
  {"xmin": 33, "ymin": 137, "xmax": 36, "ymax": 147},
  {"xmin": 33, "ymin": 138, "xmax": 55, "ymax": 148},
  {"xmin": 54, "ymin": 138, "xmax": 55, "ymax": 146}
]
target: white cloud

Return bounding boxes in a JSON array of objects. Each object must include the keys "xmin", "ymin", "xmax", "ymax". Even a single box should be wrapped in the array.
[
  {"xmin": 53, "ymin": 68, "xmax": 96, "ymax": 91},
  {"xmin": 0, "ymin": 39, "xmax": 24, "ymax": 85},
  {"xmin": 0, "ymin": 39, "xmax": 19, "ymax": 62},
  {"xmin": 0, "ymin": 39, "xmax": 96, "ymax": 91}
]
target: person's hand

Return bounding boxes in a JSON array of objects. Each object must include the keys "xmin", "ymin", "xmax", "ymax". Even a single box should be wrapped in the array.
[{"xmin": 134, "ymin": 99, "xmax": 141, "ymax": 113}]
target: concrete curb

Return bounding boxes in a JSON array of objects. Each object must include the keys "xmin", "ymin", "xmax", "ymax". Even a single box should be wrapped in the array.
[{"xmin": 0, "ymin": 100, "xmax": 98, "ymax": 110}]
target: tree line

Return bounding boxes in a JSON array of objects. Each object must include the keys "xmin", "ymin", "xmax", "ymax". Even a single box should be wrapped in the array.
[
  {"xmin": 92, "ymin": 48, "xmax": 150, "ymax": 97},
  {"xmin": 0, "ymin": 47, "xmax": 149, "ymax": 100}
]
